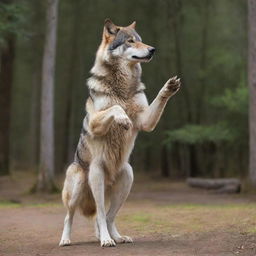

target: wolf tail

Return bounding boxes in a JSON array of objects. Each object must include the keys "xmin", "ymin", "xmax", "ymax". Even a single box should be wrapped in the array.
[
  {"xmin": 79, "ymin": 183, "xmax": 96, "ymax": 217},
  {"xmin": 62, "ymin": 163, "xmax": 96, "ymax": 218}
]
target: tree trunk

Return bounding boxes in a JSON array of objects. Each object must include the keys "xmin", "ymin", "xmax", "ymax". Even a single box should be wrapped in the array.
[
  {"xmin": 30, "ymin": 67, "xmax": 41, "ymax": 168},
  {"xmin": 169, "ymin": 0, "xmax": 192, "ymax": 121},
  {"xmin": 37, "ymin": 0, "xmax": 59, "ymax": 192},
  {"xmin": 249, "ymin": 0, "xmax": 256, "ymax": 186},
  {"xmin": 144, "ymin": 146, "xmax": 151, "ymax": 172},
  {"xmin": 29, "ymin": 0, "xmax": 44, "ymax": 170},
  {"xmin": 189, "ymin": 145, "xmax": 198, "ymax": 177},
  {"xmin": 196, "ymin": 0, "xmax": 210, "ymax": 124},
  {"xmin": 169, "ymin": 0, "xmax": 199, "ymax": 177},
  {"xmin": 0, "ymin": 36, "xmax": 15, "ymax": 176},
  {"xmin": 161, "ymin": 144, "xmax": 169, "ymax": 177},
  {"xmin": 61, "ymin": 0, "xmax": 81, "ymax": 170}
]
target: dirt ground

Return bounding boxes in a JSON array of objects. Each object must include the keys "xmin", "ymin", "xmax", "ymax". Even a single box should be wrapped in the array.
[{"xmin": 1, "ymin": 171, "xmax": 256, "ymax": 256}]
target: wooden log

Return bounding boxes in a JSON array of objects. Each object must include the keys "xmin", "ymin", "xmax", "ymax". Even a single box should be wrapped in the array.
[{"xmin": 186, "ymin": 178, "xmax": 241, "ymax": 193}]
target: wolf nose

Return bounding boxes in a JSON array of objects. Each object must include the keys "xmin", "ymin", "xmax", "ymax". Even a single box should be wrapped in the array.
[{"xmin": 148, "ymin": 47, "xmax": 156, "ymax": 54}]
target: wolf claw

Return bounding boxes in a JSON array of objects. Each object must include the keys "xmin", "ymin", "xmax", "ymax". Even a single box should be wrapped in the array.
[
  {"xmin": 101, "ymin": 238, "xmax": 116, "ymax": 247},
  {"xmin": 161, "ymin": 76, "xmax": 181, "ymax": 98}
]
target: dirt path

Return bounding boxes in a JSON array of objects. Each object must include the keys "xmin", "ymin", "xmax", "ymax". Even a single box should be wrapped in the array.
[{"xmin": 1, "ymin": 174, "xmax": 256, "ymax": 256}]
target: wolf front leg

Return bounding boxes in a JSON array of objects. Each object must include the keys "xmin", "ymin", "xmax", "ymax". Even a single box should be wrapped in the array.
[
  {"xmin": 139, "ymin": 76, "xmax": 181, "ymax": 132},
  {"xmin": 89, "ymin": 105, "xmax": 132, "ymax": 137}
]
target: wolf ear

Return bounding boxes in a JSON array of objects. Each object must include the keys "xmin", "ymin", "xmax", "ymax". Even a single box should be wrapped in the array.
[
  {"xmin": 128, "ymin": 21, "xmax": 136, "ymax": 29},
  {"xmin": 104, "ymin": 19, "xmax": 119, "ymax": 35}
]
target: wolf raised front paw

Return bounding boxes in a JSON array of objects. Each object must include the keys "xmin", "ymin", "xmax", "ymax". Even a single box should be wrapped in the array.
[
  {"xmin": 111, "ymin": 105, "xmax": 133, "ymax": 130},
  {"xmin": 161, "ymin": 76, "xmax": 181, "ymax": 98},
  {"xmin": 115, "ymin": 114, "xmax": 133, "ymax": 130}
]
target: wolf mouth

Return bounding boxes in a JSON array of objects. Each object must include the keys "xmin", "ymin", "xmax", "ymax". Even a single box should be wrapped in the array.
[{"xmin": 132, "ymin": 54, "xmax": 153, "ymax": 60}]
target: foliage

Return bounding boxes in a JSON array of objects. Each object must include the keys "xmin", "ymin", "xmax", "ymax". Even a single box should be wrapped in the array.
[
  {"xmin": 166, "ymin": 123, "xmax": 234, "ymax": 145},
  {"xmin": 211, "ymin": 84, "xmax": 248, "ymax": 115},
  {"xmin": 0, "ymin": 1, "xmax": 27, "ymax": 46},
  {"xmin": 166, "ymin": 85, "xmax": 248, "ymax": 145}
]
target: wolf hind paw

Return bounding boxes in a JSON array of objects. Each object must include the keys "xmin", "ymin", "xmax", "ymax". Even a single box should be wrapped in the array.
[
  {"xmin": 114, "ymin": 235, "xmax": 133, "ymax": 243},
  {"xmin": 59, "ymin": 239, "xmax": 71, "ymax": 247},
  {"xmin": 101, "ymin": 238, "xmax": 116, "ymax": 247}
]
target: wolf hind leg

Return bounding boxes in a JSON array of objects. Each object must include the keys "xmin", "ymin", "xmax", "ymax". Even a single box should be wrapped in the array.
[
  {"xmin": 59, "ymin": 163, "xmax": 85, "ymax": 246},
  {"xmin": 89, "ymin": 160, "xmax": 116, "ymax": 247},
  {"xmin": 95, "ymin": 218, "xmax": 100, "ymax": 241},
  {"xmin": 106, "ymin": 163, "xmax": 134, "ymax": 243}
]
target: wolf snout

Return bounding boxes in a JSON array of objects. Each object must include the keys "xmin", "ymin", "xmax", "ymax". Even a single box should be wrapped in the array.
[
  {"xmin": 147, "ymin": 47, "xmax": 156, "ymax": 59},
  {"xmin": 148, "ymin": 47, "xmax": 156, "ymax": 54}
]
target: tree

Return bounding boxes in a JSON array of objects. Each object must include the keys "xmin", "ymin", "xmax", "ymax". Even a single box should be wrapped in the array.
[
  {"xmin": 36, "ymin": 0, "xmax": 59, "ymax": 192},
  {"xmin": 0, "ymin": 35, "xmax": 15, "ymax": 176},
  {"xmin": 62, "ymin": 0, "xmax": 82, "ymax": 169},
  {"xmin": 0, "ymin": 0, "xmax": 25, "ymax": 175},
  {"xmin": 168, "ymin": 0, "xmax": 198, "ymax": 177},
  {"xmin": 29, "ymin": 1, "xmax": 45, "ymax": 170},
  {"xmin": 248, "ymin": 0, "xmax": 256, "ymax": 186}
]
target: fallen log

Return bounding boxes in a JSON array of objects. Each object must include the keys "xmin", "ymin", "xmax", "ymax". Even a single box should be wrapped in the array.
[{"xmin": 186, "ymin": 178, "xmax": 241, "ymax": 193}]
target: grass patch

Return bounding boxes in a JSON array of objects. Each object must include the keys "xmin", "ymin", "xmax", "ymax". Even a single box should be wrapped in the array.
[
  {"xmin": 247, "ymin": 227, "xmax": 256, "ymax": 234},
  {"xmin": 130, "ymin": 214, "xmax": 152, "ymax": 223},
  {"xmin": 0, "ymin": 201, "xmax": 61, "ymax": 208},
  {"xmin": 27, "ymin": 203, "xmax": 61, "ymax": 208},
  {"xmin": 163, "ymin": 203, "xmax": 256, "ymax": 210},
  {"xmin": 0, "ymin": 200, "xmax": 21, "ymax": 208},
  {"xmin": 118, "ymin": 202, "xmax": 256, "ymax": 236}
]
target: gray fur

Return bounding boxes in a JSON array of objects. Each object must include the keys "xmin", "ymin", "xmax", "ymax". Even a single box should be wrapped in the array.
[{"xmin": 109, "ymin": 29, "xmax": 142, "ymax": 51}]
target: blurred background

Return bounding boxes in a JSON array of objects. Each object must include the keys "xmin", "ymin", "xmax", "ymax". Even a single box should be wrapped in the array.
[
  {"xmin": 2, "ymin": 1, "xmax": 256, "ymax": 255},
  {"xmin": 0, "ymin": 0, "xmax": 251, "ymax": 188}
]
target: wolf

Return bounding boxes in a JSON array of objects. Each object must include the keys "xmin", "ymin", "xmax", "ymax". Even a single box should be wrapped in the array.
[{"xmin": 59, "ymin": 19, "xmax": 181, "ymax": 247}]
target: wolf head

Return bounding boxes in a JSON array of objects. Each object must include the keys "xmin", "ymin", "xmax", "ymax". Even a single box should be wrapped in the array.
[{"xmin": 101, "ymin": 19, "xmax": 155, "ymax": 63}]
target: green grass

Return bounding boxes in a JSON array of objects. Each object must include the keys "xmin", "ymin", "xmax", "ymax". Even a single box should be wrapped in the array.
[
  {"xmin": 0, "ymin": 200, "xmax": 21, "ymax": 208},
  {"xmin": 247, "ymin": 227, "xmax": 256, "ymax": 233},
  {"xmin": 0, "ymin": 201, "xmax": 62, "ymax": 208},
  {"xmin": 163, "ymin": 203, "xmax": 256, "ymax": 210},
  {"xmin": 27, "ymin": 203, "xmax": 61, "ymax": 208},
  {"xmin": 117, "ymin": 202, "xmax": 256, "ymax": 235},
  {"xmin": 130, "ymin": 214, "xmax": 152, "ymax": 223}
]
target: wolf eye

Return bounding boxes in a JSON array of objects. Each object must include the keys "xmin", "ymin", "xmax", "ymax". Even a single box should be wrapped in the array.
[{"xmin": 128, "ymin": 39, "xmax": 135, "ymax": 43}]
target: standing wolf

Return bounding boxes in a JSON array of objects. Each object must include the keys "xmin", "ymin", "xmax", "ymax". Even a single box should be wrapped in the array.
[{"xmin": 59, "ymin": 19, "xmax": 181, "ymax": 247}]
